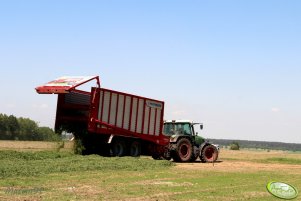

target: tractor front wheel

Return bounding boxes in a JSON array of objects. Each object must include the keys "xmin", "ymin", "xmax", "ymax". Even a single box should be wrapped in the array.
[{"xmin": 200, "ymin": 144, "xmax": 218, "ymax": 163}]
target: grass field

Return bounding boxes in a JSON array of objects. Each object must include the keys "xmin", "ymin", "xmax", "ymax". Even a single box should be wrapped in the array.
[
  {"xmin": 0, "ymin": 140, "xmax": 74, "ymax": 152},
  {"xmin": 0, "ymin": 141, "xmax": 300, "ymax": 200}
]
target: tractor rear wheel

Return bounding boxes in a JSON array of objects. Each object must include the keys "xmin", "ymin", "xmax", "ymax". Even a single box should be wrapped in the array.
[
  {"xmin": 173, "ymin": 138, "xmax": 193, "ymax": 162},
  {"xmin": 200, "ymin": 144, "xmax": 218, "ymax": 163}
]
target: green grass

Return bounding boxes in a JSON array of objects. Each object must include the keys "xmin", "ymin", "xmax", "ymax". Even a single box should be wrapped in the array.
[
  {"xmin": 223, "ymin": 157, "xmax": 301, "ymax": 165},
  {"xmin": 223, "ymin": 155, "xmax": 301, "ymax": 165},
  {"xmin": 0, "ymin": 149, "xmax": 300, "ymax": 200},
  {"xmin": 261, "ymin": 157, "xmax": 301, "ymax": 165},
  {"xmin": 0, "ymin": 150, "xmax": 173, "ymax": 178}
]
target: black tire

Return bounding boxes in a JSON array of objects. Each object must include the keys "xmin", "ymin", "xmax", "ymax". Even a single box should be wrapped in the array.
[
  {"xmin": 200, "ymin": 144, "xmax": 218, "ymax": 163},
  {"xmin": 190, "ymin": 155, "xmax": 198, "ymax": 162},
  {"xmin": 172, "ymin": 138, "xmax": 193, "ymax": 162},
  {"xmin": 112, "ymin": 140, "xmax": 127, "ymax": 156},
  {"xmin": 130, "ymin": 141, "xmax": 141, "ymax": 157},
  {"xmin": 152, "ymin": 154, "xmax": 162, "ymax": 160},
  {"xmin": 172, "ymin": 153, "xmax": 181, "ymax": 162},
  {"xmin": 190, "ymin": 146, "xmax": 200, "ymax": 162}
]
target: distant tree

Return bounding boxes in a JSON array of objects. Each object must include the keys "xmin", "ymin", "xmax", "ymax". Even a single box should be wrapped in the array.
[
  {"xmin": 18, "ymin": 117, "xmax": 39, "ymax": 140},
  {"xmin": 208, "ymin": 138, "xmax": 301, "ymax": 152},
  {"xmin": 7, "ymin": 115, "xmax": 20, "ymax": 139},
  {"xmin": 0, "ymin": 114, "xmax": 20, "ymax": 140},
  {"xmin": 0, "ymin": 113, "xmax": 59, "ymax": 141},
  {"xmin": 37, "ymin": 127, "xmax": 60, "ymax": 141},
  {"xmin": 0, "ymin": 114, "xmax": 8, "ymax": 139},
  {"xmin": 230, "ymin": 141, "xmax": 240, "ymax": 150}
]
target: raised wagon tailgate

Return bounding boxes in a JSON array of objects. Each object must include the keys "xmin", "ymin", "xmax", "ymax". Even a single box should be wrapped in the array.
[{"xmin": 35, "ymin": 76, "xmax": 100, "ymax": 94}]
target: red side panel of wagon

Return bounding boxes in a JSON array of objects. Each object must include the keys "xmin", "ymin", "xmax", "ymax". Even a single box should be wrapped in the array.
[{"xmin": 88, "ymin": 87, "xmax": 169, "ymax": 146}]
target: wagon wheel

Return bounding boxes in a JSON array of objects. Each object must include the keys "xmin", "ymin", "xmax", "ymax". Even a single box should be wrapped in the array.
[
  {"xmin": 112, "ymin": 140, "xmax": 127, "ymax": 156},
  {"xmin": 130, "ymin": 141, "xmax": 141, "ymax": 157}
]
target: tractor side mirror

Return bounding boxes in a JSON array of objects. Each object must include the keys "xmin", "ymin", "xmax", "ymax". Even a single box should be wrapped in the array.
[
  {"xmin": 200, "ymin": 124, "xmax": 203, "ymax": 130},
  {"xmin": 196, "ymin": 132, "xmax": 198, "ymax": 135}
]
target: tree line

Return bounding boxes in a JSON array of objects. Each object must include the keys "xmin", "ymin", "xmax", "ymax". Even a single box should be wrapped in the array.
[
  {"xmin": 209, "ymin": 138, "xmax": 301, "ymax": 152},
  {"xmin": 0, "ymin": 113, "xmax": 59, "ymax": 141}
]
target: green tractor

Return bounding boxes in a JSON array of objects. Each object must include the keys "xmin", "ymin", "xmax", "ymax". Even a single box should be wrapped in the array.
[{"xmin": 163, "ymin": 120, "xmax": 219, "ymax": 162}]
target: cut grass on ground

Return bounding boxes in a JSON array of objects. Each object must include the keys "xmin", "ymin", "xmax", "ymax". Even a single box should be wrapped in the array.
[
  {"xmin": 0, "ymin": 150, "xmax": 173, "ymax": 178},
  {"xmin": 0, "ymin": 144, "xmax": 300, "ymax": 200}
]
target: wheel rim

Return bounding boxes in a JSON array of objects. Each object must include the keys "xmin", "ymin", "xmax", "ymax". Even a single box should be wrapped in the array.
[
  {"xmin": 205, "ymin": 147, "xmax": 214, "ymax": 160},
  {"xmin": 179, "ymin": 144, "xmax": 189, "ymax": 158}
]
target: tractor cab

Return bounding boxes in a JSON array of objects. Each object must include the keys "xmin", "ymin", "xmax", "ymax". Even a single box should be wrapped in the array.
[
  {"xmin": 163, "ymin": 120, "xmax": 202, "ymax": 135},
  {"xmin": 163, "ymin": 120, "xmax": 205, "ymax": 145}
]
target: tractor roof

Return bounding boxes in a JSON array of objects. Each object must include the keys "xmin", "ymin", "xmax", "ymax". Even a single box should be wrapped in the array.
[
  {"xmin": 164, "ymin": 120, "xmax": 202, "ymax": 126},
  {"xmin": 164, "ymin": 120, "xmax": 193, "ymax": 123}
]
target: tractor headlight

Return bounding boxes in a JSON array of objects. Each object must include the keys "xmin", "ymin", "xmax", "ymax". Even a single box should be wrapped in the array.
[{"xmin": 170, "ymin": 135, "xmax": 177, "ymax": 142}]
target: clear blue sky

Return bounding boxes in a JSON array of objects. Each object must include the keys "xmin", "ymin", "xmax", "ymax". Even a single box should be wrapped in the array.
[{"xmin": 1, "ymin": 1, "xmax": 300, "ymax": 143}]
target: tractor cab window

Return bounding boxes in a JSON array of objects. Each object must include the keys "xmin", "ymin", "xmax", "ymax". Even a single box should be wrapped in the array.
[
  {"xmin": 163, "ymin": 123, "xmax": 174, "ymax": 136},
  {"xmin": 177, "ymin": 123, "xmax": 192, "ymax": 135},
  {"xmin": 163, "ymin": 123, "xmax": 192, "ymax": 136}
]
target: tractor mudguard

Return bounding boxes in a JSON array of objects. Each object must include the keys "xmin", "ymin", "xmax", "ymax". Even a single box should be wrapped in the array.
[
  {"xmin": 199, "ymin": 141, "xmax": 211, "ymax": 152},
  {"xmin": 200, "ymin": 142, "xmax": 220, "ymax": 153}
]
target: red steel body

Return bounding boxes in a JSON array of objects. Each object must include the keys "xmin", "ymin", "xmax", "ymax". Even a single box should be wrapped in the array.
[
  {"xmin": 35, "ymin": 76, "xmax": 169, "ymax": 147},
  {"xmin": 88, "ymin": 87, "xmax": 169, "ymax": 145}
]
